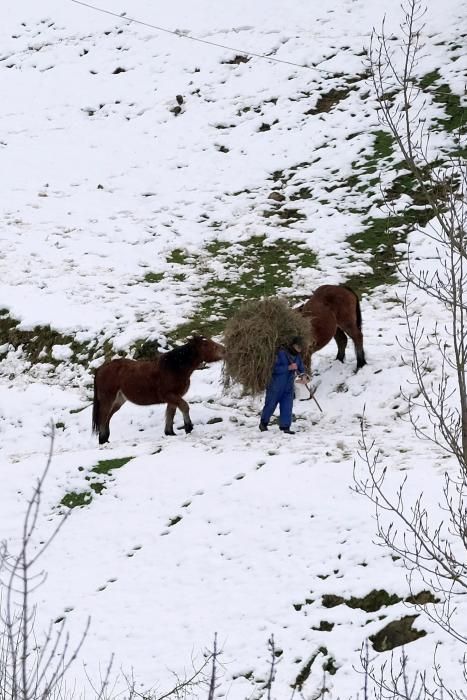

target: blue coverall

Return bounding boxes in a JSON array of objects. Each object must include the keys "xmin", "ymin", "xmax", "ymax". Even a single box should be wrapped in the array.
[{"xmin": 260, "ymin": 349, "xmax": 306, "ymax": 429}]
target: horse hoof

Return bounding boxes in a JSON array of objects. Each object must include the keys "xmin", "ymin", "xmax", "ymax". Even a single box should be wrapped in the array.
[
  {"xmin": 99, "ymin": 434, "xmax": 109, "ymax": 445},
  {"xmin": 164, "ymin": 429, "xmax": 176, "ymax": 436},
  {"xmin": 184, "ymin": 424, "xmax": 194, "ymax": 434}
]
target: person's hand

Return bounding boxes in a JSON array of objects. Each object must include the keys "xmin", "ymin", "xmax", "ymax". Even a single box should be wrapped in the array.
[
  {"xmin": 297, "ymin": 373, "xmax": 310, "ymax": 384},
  {"xmin": 288, "ymin": 362, "xmax": 298, "ymax": 370}
]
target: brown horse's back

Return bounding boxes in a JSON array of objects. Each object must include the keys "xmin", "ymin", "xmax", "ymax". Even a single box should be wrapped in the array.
[
  {"xmin": 95, "ymin": 358, "xmax": 181, "ymax": 406},
  {"xmin": 299, "ymin": 284, "xmax": 366, "ymax": 370},
  {"xmin": 312, "ymin": 285, "xmax": 361, "ymax": 331}
]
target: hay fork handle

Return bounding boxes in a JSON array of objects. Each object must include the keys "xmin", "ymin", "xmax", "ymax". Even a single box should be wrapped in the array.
[{"xmin": 300, "ymin": 382, "xmax": 323, "ymax": 412}]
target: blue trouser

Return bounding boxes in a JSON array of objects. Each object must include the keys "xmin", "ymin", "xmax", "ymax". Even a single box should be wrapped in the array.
[{"xmin": 260, "ymin": 376, "xmax": 294, "ymax": 429}]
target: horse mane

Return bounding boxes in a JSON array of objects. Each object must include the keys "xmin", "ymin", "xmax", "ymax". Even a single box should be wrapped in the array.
[{"xmin": 161, "ymin": 336, "xmax": 204, "ymax": 371}]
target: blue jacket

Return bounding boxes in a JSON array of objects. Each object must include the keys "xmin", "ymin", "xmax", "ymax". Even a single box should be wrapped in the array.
[
  {"xmin": 270, "ymin": 349, "xmax": 305, "ymax": 385},
  {"xmin": 260, "ymin": 348, "xmax": 306, "ymax": 429}
]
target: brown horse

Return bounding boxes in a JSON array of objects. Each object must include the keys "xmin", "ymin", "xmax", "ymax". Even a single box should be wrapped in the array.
[
  {"xmin": 92, "ymin": 336, "xmax": 225, "ymax": 443},
  {"xmin": 297, "ymin": 285, "xmax": 366, "ymax": 371}
]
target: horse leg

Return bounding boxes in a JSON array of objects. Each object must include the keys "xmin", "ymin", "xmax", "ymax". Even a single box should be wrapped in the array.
[
  {"xmin": 164, "ymin": 394, "xmax": 193, "ymax": 435},
  {"xmin": 98, "ymin": 391, "xmax": 126, "ymax": 444},
  {"xmin": 177, "ymin": 397, "xmax": 193, "ymax": 433},
  {"xmin": 354, "ymin": 329, "xmax": 366, "ymax": 370},
  {"xmin": 334, "ymin": 328, "xmax": 348, "ymax": 363},
  {"xmin": 164, "ymin": 404, "xmax": 177, "ymax": 436},
  {"xmin": 169, "ymin": 394, "xmax": 194, "ymax": 433},
  {"xmin": 341, "ymin": 324, "xmax": 366, "ymax": 370}
]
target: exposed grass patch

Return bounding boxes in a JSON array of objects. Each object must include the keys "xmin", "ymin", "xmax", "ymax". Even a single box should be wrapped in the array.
[
  {"xmin": 306, "ymin": 87, "xmax": 352, "ymax": 115},
  {"xmin": 346, "ymin": 589, "xmax": 402, "ymax": 612},
  {"xmin": 406, "ymin": 590, "xmax": 439, "ymax": 605},
  {"xmin": 292, "ymin": 646, "xmax": 337, "ymax": 691},
  {"xmin": 262, "ymin": 205, "xmax": 307, "ymax": 227},
  {"xmin": 143, "ymin": 272, "xmax": 165, "ymax": 283},
  {"xmin": 335, "ymin": 127, "xmax": 441, "ymax": 295},
  {"xmin": 168, "ymin": 236, "xmax": 318, "ymax": 340},
  {"xmin": 132, "ymin": 338, "xmax": 161, "ymax": 360},
  {"xmin": 92, "ymin": 456, "xmax": 133, "ymax": 475},
  {"xmin": 60, "ymin": 457, "xmax": 133, "ymax": 509},
  {"xmin": 293, "ymin": 595, "xmax": 314, "ymax": 611},
  {"xmin": 289, "ymin": 186, "xmax": 313, "ymax": 201},
  {"xmin": 312, "ymin": 620, "xmax": 334, "ymax": 632},
  {"xmin": 322, "ymin": 594, "xmax": 345, "ymax": 608},
  {"xmin": 321, "ymin": 588, "xmax": 437, "ymax": 612},
  {"xmin": 372, "ymin": 129, "xmax": 395, "ymax": 162},
  {"xmin": 0, "ymin": 312, "xmax": 97, "ymax": 366},
  {"xmin": 420, "ymin": 69, "xmax": 466, "ymax": 137},
  {"xmin": 221, "ymin": 54, "xmax": 250, "ymax": 65},
  {"xmin": 167, "ymin": 248, "xmax": 191, "ymax": 265},
  {"xmin": 370, "ymin": 615, "xmax": 426, "ymax": 652},
  {"xmin": 60, "ymin": 491, "xmax": 93, "ymax": 509},
  {"xmin": 345, "ymin": 217, "xmax": 405, "ymax": 295}
]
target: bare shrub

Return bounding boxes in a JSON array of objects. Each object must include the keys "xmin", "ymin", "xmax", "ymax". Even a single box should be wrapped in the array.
[{"xmin": 355, "ymin": 0, "xmax": 466, "ymax": 695}]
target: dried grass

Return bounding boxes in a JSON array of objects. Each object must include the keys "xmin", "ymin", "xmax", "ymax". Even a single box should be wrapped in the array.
[{"xmin": 222, "ymin": 297, "xmax": 312, "ymax": 395}]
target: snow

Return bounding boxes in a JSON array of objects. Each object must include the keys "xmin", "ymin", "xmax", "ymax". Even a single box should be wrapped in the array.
[{"xmin": 0, "ymin": 0, "xmax": 466, "ymax": 697}]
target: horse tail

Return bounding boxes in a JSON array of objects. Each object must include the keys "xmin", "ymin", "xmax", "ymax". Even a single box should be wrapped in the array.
[
  {"xmin": 343, "ymin": 286, "xmax": 363, "ymax": 329},
  {"xmin": 92, "ymin": 372, "xmax": 100, "ymax": 434},
  {"xmin": 355, "ymin": 295, "xmax": 362, "ymax": 329}
]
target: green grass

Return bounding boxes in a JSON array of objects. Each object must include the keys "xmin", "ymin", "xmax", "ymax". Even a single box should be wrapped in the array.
[
  {"xmin": 92, "ymin": 457, "xmax": 133, "ymax": 475},
  {"xmin": 372, "ymin": 129, "xmax": 395, "ymax": 161},
  {"xmin": 306, "ymin": 87, "xmax": 352, "ymax": 115},
  {"xmin": 262, "ymin": 206, "xmax": 307, "ymax": 226},
  {"xmin": 0, "ymin": 313, "xmax": 98, "ymax": 366},
  {"xmin": 293, "ymin": 646, "xmax": 337, "ymax": 691},
  {"xmin": 419, "ymin": 69, "xmax": 466, "ymax": 157},
  {"xmin": 167, "ymin": 248, "xmax": 191, "ymax": 265},
  {"xmin": 60, "ymin": 457, "xmax": 133, "ymax": 509},
  {"xmin": 370, "ymin": 615, "xmax": 426, "ymax": 652},
  {"xmin": 332, "ymin": 126, "xmax": 446, "ymax": 295},
  {"xmin": 168, "ymin": 235, "xmax": 318, "ymax": 340},
  {"xmin": 143, "ymin": 272, "xmax": 165, "ymax": 283},
  {"xmin": 420, "ymin": 69, "xmax": 466, "ymax": 135},
  {"xmin": 321, "ymin": 588, "xmax": 436, "ymax": 611},
  {"xmin": 60, "ymin": 491, "xmax": 93, "ymax": 509},
  {"xmin": 325, "ymin": 64, "xmax": 465, "ymax": 297}
]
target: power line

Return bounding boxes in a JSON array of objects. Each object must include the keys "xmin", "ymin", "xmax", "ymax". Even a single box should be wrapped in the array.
[{"xmin": 70, "ymin": 0, "xmax": 338, "ymax": 74}]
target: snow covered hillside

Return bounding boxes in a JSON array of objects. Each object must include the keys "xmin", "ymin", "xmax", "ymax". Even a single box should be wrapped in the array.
[{"xmin": 0, "ymin": 0, "xmax": 466, "ymax": 697}]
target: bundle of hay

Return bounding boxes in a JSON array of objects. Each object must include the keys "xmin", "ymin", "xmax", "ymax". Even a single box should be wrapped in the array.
[{"xmin": 223, "ymin": 297, "xmax": 312, "ymax": 395}]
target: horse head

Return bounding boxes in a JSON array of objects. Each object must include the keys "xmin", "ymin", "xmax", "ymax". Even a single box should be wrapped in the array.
[{"xmin": 191, "ymin": 335, "xmax": 225, "ymax": 364}]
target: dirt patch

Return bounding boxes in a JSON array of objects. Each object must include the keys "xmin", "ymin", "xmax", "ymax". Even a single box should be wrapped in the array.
[
  {"xmin": 370, "ymin": 615, "xmax": 426, "ymax": 652},
  {"xmin": 306, "ymin": 87, "xmax": 351, "ymax": 115}
]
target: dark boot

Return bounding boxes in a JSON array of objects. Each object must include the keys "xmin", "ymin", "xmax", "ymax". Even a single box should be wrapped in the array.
[
  {"xmin": 259, "ymin": 422, "xmax": 268, "ymax": 432},
  {"xmin": 280, "ymin": 427, "xmax": 295, "ymax": 434}
]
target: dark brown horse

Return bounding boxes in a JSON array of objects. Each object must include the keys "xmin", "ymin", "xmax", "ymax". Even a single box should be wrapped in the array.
[
  {"xmin": 92, "ymin": 336, "xmax": 225, "ymax": 443},
  {"xmin": 297, "ymin": 285, "xmax": 366, "ymax": 371}
]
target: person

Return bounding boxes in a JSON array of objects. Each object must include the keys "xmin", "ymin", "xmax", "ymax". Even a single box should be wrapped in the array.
[{"xmin": 259, "ymin": 336, "xmax": 308, "ymax": 435}]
